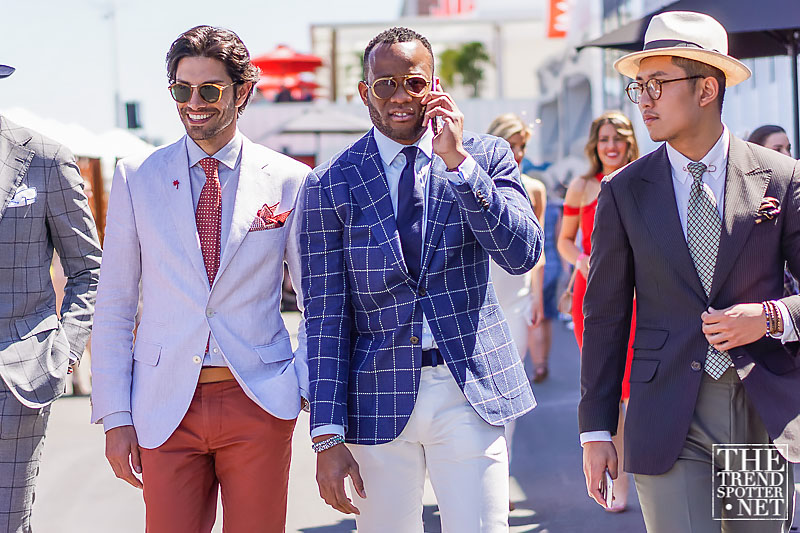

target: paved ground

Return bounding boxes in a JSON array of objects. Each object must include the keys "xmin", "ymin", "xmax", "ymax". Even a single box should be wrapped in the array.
[{"xmin": 28, "ymin": 313, "xmax": 800, "ymax": 532}]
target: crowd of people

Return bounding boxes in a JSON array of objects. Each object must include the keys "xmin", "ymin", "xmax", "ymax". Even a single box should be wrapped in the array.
[{"xmin": 1, "ymin": 9, "xmax": 800, "ymax": 533}]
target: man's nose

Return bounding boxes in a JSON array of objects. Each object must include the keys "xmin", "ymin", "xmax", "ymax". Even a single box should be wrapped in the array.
[
  {"xmin": 187, "ymin": 87, "xmax": 205, "ymax": 108},
  {"xmin": 390, "ymin": 84, "xmax": 413, "ymax": 103}
]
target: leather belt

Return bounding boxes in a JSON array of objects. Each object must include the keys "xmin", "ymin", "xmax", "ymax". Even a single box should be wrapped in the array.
[
  {"xmin": 421, "ymin": 349, "xmax": 444, "ymax": 367},
  {"xmin": 198, "ymin": 366, "xmax": 235, "ymax": 384}
]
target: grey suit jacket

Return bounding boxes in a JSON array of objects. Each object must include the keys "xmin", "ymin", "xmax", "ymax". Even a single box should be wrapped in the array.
[
  {"xmin": 579, "ymin": 136, "xmax": 800, "ymax": 474},
  {"xmin": 0, "ymin": 116, "xmax": 102, "ymax": 408}
]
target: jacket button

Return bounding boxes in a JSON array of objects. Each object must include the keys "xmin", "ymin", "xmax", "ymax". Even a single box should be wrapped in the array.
[
  {"xmin": 691, "ymin": 361, "xmax": 702, "ymax": 371},
  {"xmin": 193, "ymin": 355, "xmax": 202, "ymax": 364},
  {"xmin": 206, "ymin": 308, "xmax": 215, "ymax": 318},
  {"xmin": 410, "ymin": 336, "xmax": 419, "ymax": 345},
  {"xmin": 418, "ymin": 287, "xmax": 426, "ymax": 296}
]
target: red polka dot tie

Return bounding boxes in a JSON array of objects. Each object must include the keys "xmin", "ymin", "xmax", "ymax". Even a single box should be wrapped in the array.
[{"xmin": 196, "ymin": 157, "xmax": 221, "ymax": 287}]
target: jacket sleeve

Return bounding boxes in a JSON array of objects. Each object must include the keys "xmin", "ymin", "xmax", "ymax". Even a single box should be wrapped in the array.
[
  {"xmin": 578, "ymin": 179, "xmax": 635, "ymax": 435},
  {"xmin": 448, "ymin": 137, "xmax": 543, "ymax": 275},
  {"xmin": 284, "ymin": 171, "xmax": 309, "ymax": 399},
  {"xmin": 779, "ymin": 158, "xmax": 800, "ymax": 342},
  {"xmin": 46, "ymin": 145, "xmax": 102, "ymax": 361},
  {"xmin": 90, "ymin": 161, "xmax": 141, "ymax": 424},
  {"xmin": 301, "ymin": 168, "xmax": 351, "ymax": 432}
]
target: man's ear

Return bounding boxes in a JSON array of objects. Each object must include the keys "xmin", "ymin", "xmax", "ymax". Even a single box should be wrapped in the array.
[
  {"xmin": 358, "ymin": 81, "xmax": 369, "ymax": 107},
  {"xmin": 235, "ymin": 82, "xmax": 253, "ymax": 108},
  {"xmin": 697, "ymin": 76, "xmax": 720, "ymax": 110}
]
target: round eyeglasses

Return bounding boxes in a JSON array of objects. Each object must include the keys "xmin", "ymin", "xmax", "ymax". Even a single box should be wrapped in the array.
[
  {"xmin": 625, "ymin": 76, "xmax": 704, "ymax": 104},
  {"xmin": 169, "ymin": 82, "xmax": 234, "ymax": 104},
  {"xmin": 363, "ymin": 75, "xmax": 432, "ymax": 100}
]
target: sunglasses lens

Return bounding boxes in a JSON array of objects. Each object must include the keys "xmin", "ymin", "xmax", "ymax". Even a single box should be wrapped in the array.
[
  {"xmin": 198, "ymin": 84, "xmax": 223, "ymax": 103},
  {"xmin": 372, "ymin": 78, "xmax": 398, "ymax": 99},
  {"xmin": 626, "ymin": 83, "xmax": 641, "ymax": 104},
  {"xmin": 170, "ymin": 84, "xmax": 192, "ymax": 103},
  {"xmin": 404, "ymin": 77, "xmax": 429, "ymax": 96}
]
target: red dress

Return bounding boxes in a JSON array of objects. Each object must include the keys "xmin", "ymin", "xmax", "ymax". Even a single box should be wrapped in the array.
[{"xmin": 564, "ymin": 174, "xmax": 635, "ymax": 401}]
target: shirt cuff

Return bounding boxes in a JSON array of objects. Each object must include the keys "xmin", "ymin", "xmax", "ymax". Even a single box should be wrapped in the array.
[
  {"xmin": 580, "ymin": 431, "xmax": 613, "ymax": 446},
  {"xmin": 445, "ymin": 155, "xmax": 476, "ymax": 185},
  {"xmin": 773, "ymin": 301, "xmax": 799, "ymax": 342},
  {"xmin": 311, "ymin": 424, "xmax": 345, "ymax": 439},
  {"xmin": 102, "ymin": 411, "xmax": 133, "ymax": 433}
]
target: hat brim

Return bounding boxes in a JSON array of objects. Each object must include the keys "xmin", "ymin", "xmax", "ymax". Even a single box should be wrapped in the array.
[
  {"xmin": 614, "ymin": 48, "xmax": 751, "ymax": 87},
  {"xmin": 0, "ymin": 65, "xmax": 15, "ymax": 79}
]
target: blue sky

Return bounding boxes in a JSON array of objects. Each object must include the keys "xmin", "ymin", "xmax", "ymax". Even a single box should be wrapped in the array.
[{"xmin": 1, "ymin": 0, "xmax": 403, "ymax": 142}]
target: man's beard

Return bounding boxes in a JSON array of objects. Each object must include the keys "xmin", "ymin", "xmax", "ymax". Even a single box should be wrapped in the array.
[{"xmin": 367, "ymin": 101, "xmax": 426, "ymax": 143}]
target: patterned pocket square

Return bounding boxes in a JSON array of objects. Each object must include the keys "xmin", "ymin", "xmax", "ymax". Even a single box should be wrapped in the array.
[
  {"xmin": 755, "ymin": 197, "xmax": 781, "ymax": 224},
  {"xmin": 249, "ymin": 202, "xmax": 293, "ymax": 231}
]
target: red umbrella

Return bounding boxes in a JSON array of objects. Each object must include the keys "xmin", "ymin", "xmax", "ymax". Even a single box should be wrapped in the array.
[
  {"xmin": 252, "ymin": 45, "xmax": 323, "ymax": 76},
  {"xmin": 255, "ymin": 75, "xmax": 319, "ymax": 92}
]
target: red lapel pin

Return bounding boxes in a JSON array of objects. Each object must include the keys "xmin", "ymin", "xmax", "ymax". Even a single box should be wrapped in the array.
[{"xmin": 173, "ymin": 180, "xmax": 180, "ymax": 190}]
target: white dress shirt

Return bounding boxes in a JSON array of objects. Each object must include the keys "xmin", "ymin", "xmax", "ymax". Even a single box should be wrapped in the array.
[
  {"xmin": 312, "ymin": 126, "xmax": 476, "ymax": 439},
  {"xmin": 581, "ymin": 125, "xmax": 797, "ymax": 446}
]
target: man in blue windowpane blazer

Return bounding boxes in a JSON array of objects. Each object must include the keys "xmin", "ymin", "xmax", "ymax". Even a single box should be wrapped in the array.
[{"xmin": 301, "ymin": 27, "xmax": 543, "ymax": 532}]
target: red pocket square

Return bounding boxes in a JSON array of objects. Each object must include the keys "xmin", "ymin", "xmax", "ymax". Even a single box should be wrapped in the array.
[{"xmin": 249, "ymin": 203, "xmax": 292, "ymax": 231}]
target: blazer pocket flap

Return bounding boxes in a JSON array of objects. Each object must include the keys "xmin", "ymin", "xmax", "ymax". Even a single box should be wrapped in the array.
[
  {"xmin": 628, "ymin": 358, "xmax": 659, "ymax": 383},
  {"xmin": 632, "ymin": 328, "xmax": 669, "ymax": 350},
  {"xmin": 15, "ymin": 313, "xmax": 59, "ymax": 340},
  {"xmin": 254, "ymin": 336, "xmax": 293, "ymax": 364},
  {"xmin": 133, "ymin": 341, "xmax": 162, "ymax": 366}
]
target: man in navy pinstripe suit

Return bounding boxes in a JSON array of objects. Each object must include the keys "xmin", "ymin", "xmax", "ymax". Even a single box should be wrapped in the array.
[{"xmin": 301, "ymin": 27, "xmax": 543, "ymax": 532}]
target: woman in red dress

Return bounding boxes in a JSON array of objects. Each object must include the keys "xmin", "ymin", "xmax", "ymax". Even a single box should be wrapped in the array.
[{"xmin": 557, "ymin": 111, "xmax": 639, "ymax": 512}]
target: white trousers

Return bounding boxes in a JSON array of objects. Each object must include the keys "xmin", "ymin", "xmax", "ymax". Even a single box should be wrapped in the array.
[{"xmin": 348, "ymin": 365, "xmax": 509, "ymax": 533}]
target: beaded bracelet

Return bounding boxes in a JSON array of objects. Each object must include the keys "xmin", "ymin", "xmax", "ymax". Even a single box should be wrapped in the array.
[
  {"xmin": 312, "ymin": 435, "xmax": 345, "ymax": 453},
  {"xmin": 763, "ymin": 301, "xmax": 772, "ymax": 336}
]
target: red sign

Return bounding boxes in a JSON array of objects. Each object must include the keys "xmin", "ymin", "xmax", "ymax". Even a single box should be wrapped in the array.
[{"xmin": 548, "ymin": 0, "xmax": 569, "ymax": 38}]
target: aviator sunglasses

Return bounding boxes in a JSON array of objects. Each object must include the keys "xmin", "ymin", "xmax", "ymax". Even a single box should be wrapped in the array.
[
  {"xmin": 363, "ymin": 75, "xmax": 432, "ymax": 100},
  {"xmin": 169, "ymin": 82, "xmax": 234, "ymax": 104}
]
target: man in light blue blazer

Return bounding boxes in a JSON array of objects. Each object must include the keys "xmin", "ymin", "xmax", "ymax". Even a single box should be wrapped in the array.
[
  {"xmin": 90, "ymin": 26, "xmax": 309, "ymax": 532},
  {"xmin": 302, "ymin": 27, "xmax": 543, "ymax": 532}
]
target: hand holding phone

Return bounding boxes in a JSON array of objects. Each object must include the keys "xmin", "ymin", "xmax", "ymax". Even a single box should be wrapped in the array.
[
  {"xmin": 600, "ymin": 468, "xmax": 614, "ymax": 508},
  {"xmin": 430, "ymin": 76, "xmax": 442, "ymax": 135}
]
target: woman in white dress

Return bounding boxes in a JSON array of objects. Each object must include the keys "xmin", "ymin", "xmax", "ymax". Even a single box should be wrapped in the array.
[{"xmin": 487, "ymin": 114, "xmax": 547, "ymax": 510}]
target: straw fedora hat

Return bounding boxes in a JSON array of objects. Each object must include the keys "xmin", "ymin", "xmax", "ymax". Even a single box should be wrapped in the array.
[
  {"xmin": 0, "ymin": 65, "xmax": 14, "ymax": 79},
  {"xmin": 614, "ymin": 11, "xmax": 751, "ymax": 87}
]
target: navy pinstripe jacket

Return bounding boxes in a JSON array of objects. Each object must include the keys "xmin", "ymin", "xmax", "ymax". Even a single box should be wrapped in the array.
[{"xmin": 302, "ymin": 129, "xmax": 543, "ymax": 444}]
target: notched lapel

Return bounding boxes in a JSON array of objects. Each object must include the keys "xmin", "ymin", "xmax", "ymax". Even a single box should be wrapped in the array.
[
  {"xmin": 709, "ymin": 137, "xmax": 770, "ymax": 302},
  {"xmin": 161, "ymin": 139, "xmax": 208, "ymax": 286},
  {"xmin": 344, "ymin": 132, "xmax": 408, "ymax": 275},
  {"xmin": 0, "ymin": 130, "xmax": 34, "ymax": 222},
  {"xmin": 633, "ymin": 145, "xmax": 706, "ymax": 301},
  {"xmin": 420, "ymin": 156, "xmax": 454, "ymax": 276}
]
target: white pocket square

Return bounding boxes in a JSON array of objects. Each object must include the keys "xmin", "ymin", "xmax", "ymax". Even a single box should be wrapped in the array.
[{"xmin": 8, "ymin": 185, "xmax": 36, "ymax": 208}]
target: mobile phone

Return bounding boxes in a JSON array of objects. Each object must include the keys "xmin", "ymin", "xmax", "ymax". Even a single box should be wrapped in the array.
[
  {"xmin": 602, "ymin": 469, "xmax": 614, "ymax": 508},
  {"xmin": 430, "ymin": 76, "xmax": 442, "ymax": 135}
]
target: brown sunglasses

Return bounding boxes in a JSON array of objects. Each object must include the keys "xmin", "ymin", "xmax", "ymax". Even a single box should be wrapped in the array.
[{"xmin": 363, "ymin": 75, "xmax": 431, "ymax": 100}]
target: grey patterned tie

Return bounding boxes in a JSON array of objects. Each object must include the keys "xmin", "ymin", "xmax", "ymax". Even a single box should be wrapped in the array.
[{"xmin": 686, "ymin": 161, "xmax": 732, "ymax": 379}]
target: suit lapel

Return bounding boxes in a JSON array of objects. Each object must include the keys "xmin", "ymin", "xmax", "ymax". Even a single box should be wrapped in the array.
[
  {"xmin": 420, "ymin": 156, "xmax": 454, "ymax": 277},
  {"xmin": 632, "ymin": 145, "xmax": 706, "ymax": 301},
  {"xmin": 215, "ymin": 138, "xmax": 271, "ymax": 286},
  {"xmin": 0, "ymin": 123, "xmax": 34, "ymax": 222},
  {"xmin": 161, "ymin": 138, "xmax": 209, "ymax": 285},
  {"xmin": 344, "ymin": 130, "xmax": 408, "ymax": 276},
  {"xmin": 708, "ymin": 136, "xmax": 770, "ymax": 302}
]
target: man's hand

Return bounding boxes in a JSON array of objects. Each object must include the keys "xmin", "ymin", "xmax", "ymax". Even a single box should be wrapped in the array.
[
  {"xmin": 583, "ymin": 441, "xmax": 618, "ymax": 508},
  {"xmin": 701, "ymin": 303, "xmax": 765, "ymax": 351},
  {"xmin": 315, "ymin": 435, "xmax": 365, "ymax": 514},
  {"xmin": 105, "ymin": 425, "xmax": 143, "ymax": 489},
  {"xmin": 422, "ymin": 82, "xmax": 468, "ymax": 170}
]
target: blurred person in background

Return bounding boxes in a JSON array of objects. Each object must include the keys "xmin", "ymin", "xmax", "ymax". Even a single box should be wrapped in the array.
[
  {"xmin": 486, "ymin": 113, "xmax": 547, "ymax": 511},
  {"xmin": 748, "ymin": 124, "xmax": 792, "ymax": 157},
  {"xmin": 0, "ymin": 63, "xmax": 101, "ymax": 532},
  {"xmin": 558, "ymin": 110, "xmax": 640, "ymax": 512},
  {"xmin": 90, "ymin": 26, "xmax": 310, "ymax": 533}
]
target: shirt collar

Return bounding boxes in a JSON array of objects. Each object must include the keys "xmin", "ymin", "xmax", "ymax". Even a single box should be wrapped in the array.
[
  {"xmin": 186, "ymin": 129, "xmax": 243, "ymax": 171},
  {"xmin": 666, "ymin": 124, "xmax": 729, "ymax": 184},
  {"xmin": 372, "ymin": 126, "xmax": 434, "ymax": 167}
]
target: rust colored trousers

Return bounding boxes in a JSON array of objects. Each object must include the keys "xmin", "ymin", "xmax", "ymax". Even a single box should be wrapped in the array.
[{"xmin": 139, "ymin": 380, "xmax": 296, "ymax": 533}]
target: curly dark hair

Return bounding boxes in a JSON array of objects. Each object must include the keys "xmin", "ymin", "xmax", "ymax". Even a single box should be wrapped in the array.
[
  {"xmin": 363, "ymin": 27, "xmax": 434, "ymax": 80},
  {"xmin": 166, "ymin": 25, "xmax": 260, "ymax": 115}
]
